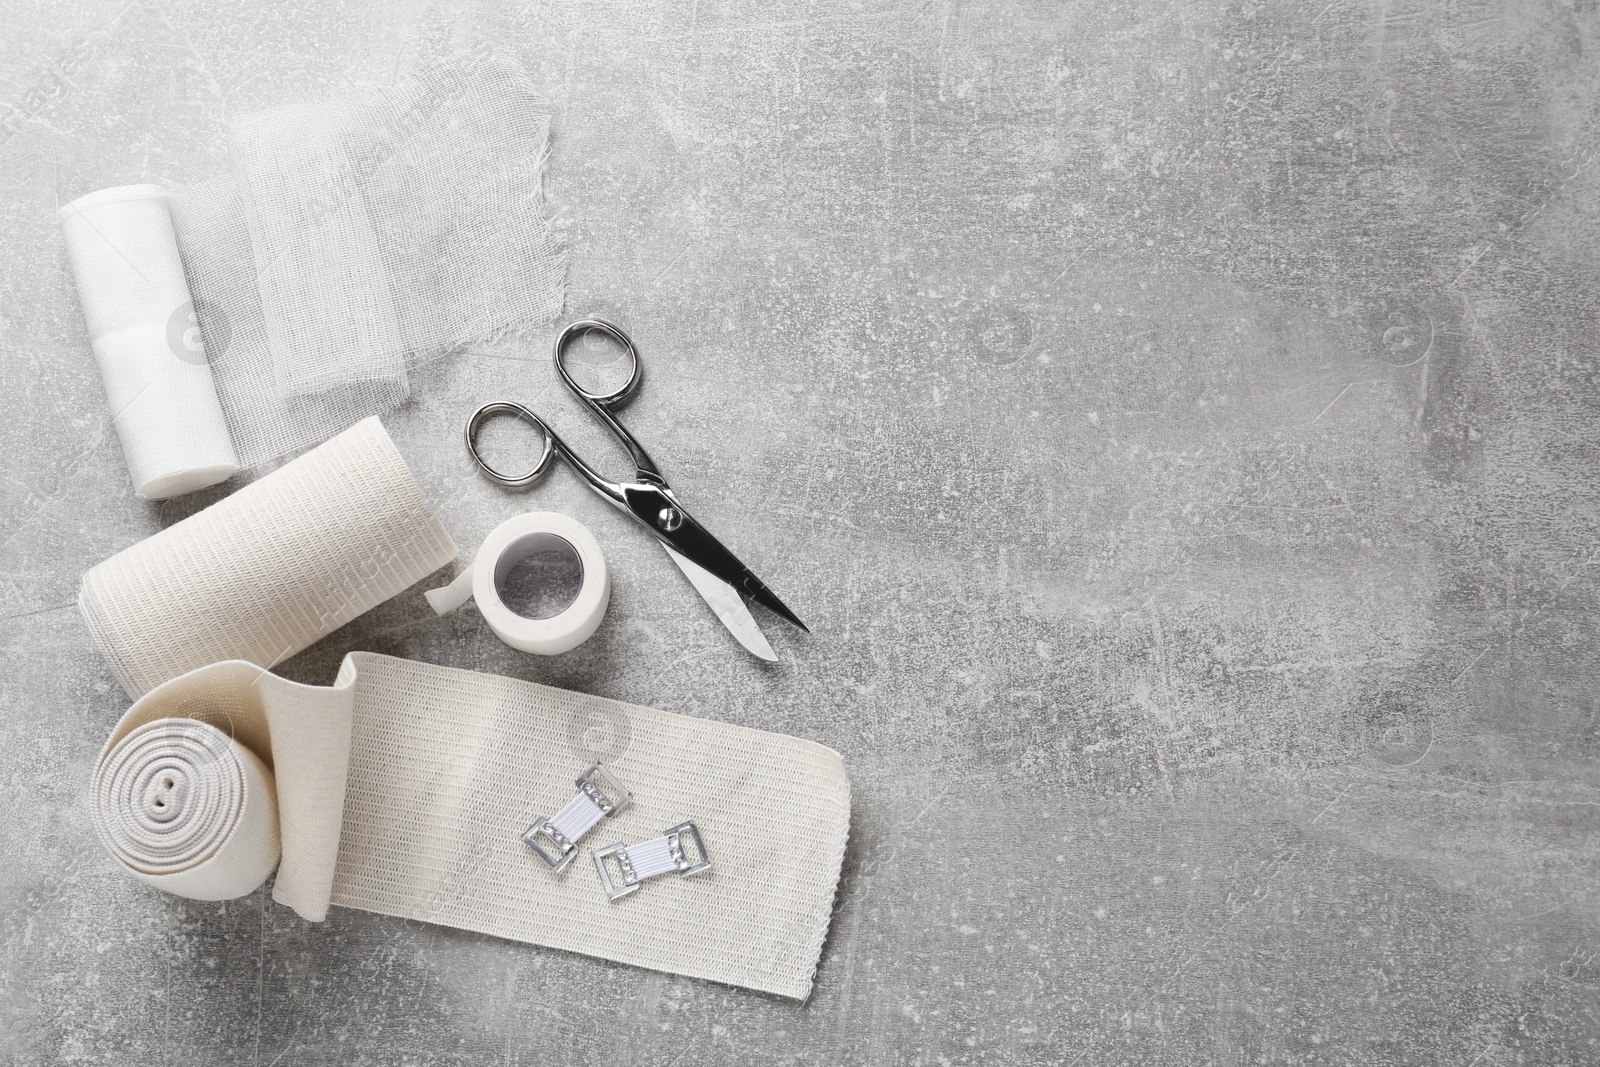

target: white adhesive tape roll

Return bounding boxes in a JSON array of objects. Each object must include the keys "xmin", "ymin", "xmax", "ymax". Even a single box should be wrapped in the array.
[
  {"xmin": 425, "ymin": 512, "xmax": 609, "ymax": 654},
  {"xmin": 92, "ymin": 717, "xmax": 281, "ymax": 901},
  {"xmin": 59, "ymin": 185, "xmax": 240, "ymax": 499}
]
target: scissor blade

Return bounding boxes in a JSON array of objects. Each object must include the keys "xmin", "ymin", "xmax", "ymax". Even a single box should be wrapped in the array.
[
  {"xmin": 663, "ymin": 516, "xmax": 809, "ymax": 632},
  {"xmin": 661, "ymin": 544, "xmax": 777, "ymax": 661},
  {"xmin": 617, "ymin": 483, "xmax": 809, "ymax": 632}
]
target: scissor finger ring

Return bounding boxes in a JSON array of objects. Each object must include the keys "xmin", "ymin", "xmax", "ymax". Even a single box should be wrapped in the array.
[
  {"xmin": 554, "ymin": 319, "xmax": 643, "ymax": 407},
  {"xmin": 465, "ymin": 401, "xmax": 557, "ymax": 488}
]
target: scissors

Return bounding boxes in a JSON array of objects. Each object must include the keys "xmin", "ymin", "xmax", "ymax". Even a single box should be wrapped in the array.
[{"xmin": 464, "ymin": 318, "xmax": 807, "ymax": 660}]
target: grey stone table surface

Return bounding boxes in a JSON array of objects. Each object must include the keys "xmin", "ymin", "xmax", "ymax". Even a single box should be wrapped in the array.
[{"xmin": 2, "ymin": 0, "xmax": 1598, "ymax": 1063}]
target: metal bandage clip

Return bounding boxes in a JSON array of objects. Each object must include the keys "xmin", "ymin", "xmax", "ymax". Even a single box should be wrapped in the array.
[
  {"xmin": 593, "ymin": 822, "xmax": 712, "ymax": 902},
  {"xmin": 521, "ymin": 764, "xmax": 631, "ymax": 872}
]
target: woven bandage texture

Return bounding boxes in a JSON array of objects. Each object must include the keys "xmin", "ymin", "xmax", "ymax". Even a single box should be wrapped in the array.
[
  {"xmin": 78, "ymin": 416, "xmax": 458, "ymax": 698},
  {"xmin": 99, "ymin": 654, "xmax": 852, "ymax": 1000}
]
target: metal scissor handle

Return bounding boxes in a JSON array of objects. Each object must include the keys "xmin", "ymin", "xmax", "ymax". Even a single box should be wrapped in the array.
[
  {"xmin": 464, "ymin": 318, "xmax": 663, "ymax": 501},
  {"xmin": 464, "ymin": 401, "xmax": 556, "ymax": 489},
  {"xmin": 553, "ymin": 318, "xmax": 643, "ymax": 406},
  {"xmin": 554, "ymin": 319, "xmax": 664, "ymax": 486}
]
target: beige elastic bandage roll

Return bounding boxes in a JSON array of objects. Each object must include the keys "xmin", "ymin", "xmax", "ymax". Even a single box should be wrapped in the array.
[
  {"xmin": 79, "ymin": 415, "xmax": 458, "ymax": 698},
  {"xmin": 79, "ymin": 416, "xmax": 850, "ymax": 997},
  {"xmin": 92, "ymin": 654, "xmax": 851, "ymax": 999},
  {"xmin": 94, "ymin": 717, "xmax": 280, "ymax": 901}
]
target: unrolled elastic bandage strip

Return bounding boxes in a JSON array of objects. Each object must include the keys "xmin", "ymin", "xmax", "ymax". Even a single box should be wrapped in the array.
[{"xmin": 90, "ymin": 655, "xmax": 850, "ymax": 999}]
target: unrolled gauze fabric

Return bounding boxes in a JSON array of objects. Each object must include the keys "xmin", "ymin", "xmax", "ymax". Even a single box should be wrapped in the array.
[
  {"xmin": 79, "ymin": 415, "xmax": 458, "ymax": 698},
  {"xmin": 92, "ymin": 654, "xmax": 852, "ymax": 999},
  {"xmin": 60, "ymin": 48, "xmax": 565, "ymax": 497}
]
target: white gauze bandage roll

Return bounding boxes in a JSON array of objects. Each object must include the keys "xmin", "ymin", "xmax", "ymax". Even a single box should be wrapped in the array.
[
  {"xmin": 58, "ymin": 185, "xmax": 239, "ymax": 499},
  {"xmin": 61, "ymin": 51, "xmax": 566, "ymax": 494},
  {"xmin": 79, "ymin": 416, "xmax": 457, "ymax": 698},
  {"xmin": 93, "ymin": 717, "xmax": 280, "ymax": 901}
]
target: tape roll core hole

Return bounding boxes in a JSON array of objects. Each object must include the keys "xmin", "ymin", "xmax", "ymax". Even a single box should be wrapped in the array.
[{"xmin": 493, "ymin": 532, "xmax": 585, "ymax": 621}]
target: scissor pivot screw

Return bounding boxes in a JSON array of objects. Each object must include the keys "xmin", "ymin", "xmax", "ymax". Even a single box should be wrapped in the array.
[{"xmin": 657, "ymin": 507, "xmax": 684, "ymax": 532}]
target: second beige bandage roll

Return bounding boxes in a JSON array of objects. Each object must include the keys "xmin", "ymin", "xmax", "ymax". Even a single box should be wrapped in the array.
[{"xmin": 78, "ymin": 416, "xmax": 458, "ymax": 698}]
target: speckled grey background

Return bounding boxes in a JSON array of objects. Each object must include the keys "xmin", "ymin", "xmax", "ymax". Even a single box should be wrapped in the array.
[{"xmin": 3, "ymin": 0, "xmax": 1599, "ymax": 1063}]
